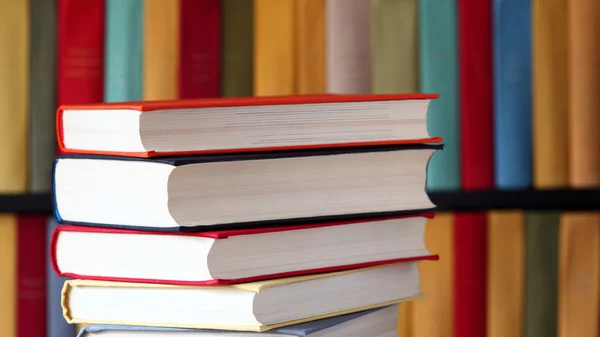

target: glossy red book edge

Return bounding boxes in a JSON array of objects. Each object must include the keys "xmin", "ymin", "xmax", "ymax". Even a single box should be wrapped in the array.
[{"xmin": 51, "ymin": 213, "xmax": 437, "ymax": 285}]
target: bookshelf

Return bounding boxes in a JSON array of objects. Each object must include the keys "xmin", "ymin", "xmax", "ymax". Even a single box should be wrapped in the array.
[{"xmin": 2, "ymin": 189, "xmax": 599, "ymax": 213}]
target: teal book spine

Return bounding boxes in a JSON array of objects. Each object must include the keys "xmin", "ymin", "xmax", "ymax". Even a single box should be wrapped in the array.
[
  {"xmin": 105, "ymin": 0, "xmax": 143, "ymax": 102},
  {"xmin": 419, "ymin": 0, "xmax": 460, "ymax": 191}
]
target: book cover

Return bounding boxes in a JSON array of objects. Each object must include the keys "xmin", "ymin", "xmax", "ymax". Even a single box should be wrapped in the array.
[
  {"xmin": 61, "ymin": 266, "xmax": 421, "ymax": 331},
  {"xmin": 51, "ymin": 213, "xmax": 437, "ymax": 285},
  {"xmin": 56, "ymin": 93, "xmax": 442, "ymax": 158},
  {"xmin": 0, "ymin": 215, "xmax": 16, "ymax": 337},
  {"xmin": 104, "ymin": 0, "xmax": 143, "ymax": 102}
]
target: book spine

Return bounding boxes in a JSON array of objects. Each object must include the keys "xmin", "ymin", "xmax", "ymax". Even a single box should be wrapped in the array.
[
  {"xmin": 17, "ymin": 215, "xmax": 47, "ymax": 337},
  {"xmin": 179, "ymin": 0, "xmax": 220, "ymax": 99},
  {"xmin": 492, "ymin": 0, "xmax": 532, "ymax": 189},
  {"xmin": 57, "ymin": 0, "xmax": 105, "ymax": 106},
  {"xmin": 525, "ymin": 212, "xmax": 559, "ymax": 337},
  {"xmin": 371, "ymin": 0, "xmax": 418, "ymax": 95},
  {"xmin": 29, "ymin": 0, "xmax": 57, "ymax": 192},
  {"xmin": 143, "ymin": 0, "xmax": 180, "ymax": 100},
  {"xmin": 419, "ymin": 0, "xmax": 459, "ymax": 191},
  {"xmin": 104, "ymin": 0, "xmax": 143, "ymax": 102},
  {"xmin": 294, "ymin": 0, "xmax": 325, "ymax": 94},
  {"xmin": 456, "ymin": 1, "xmax": 493, "ymax": 337},
  {"xmin": 253, "ymin": 0, "xmax": 295, "ymax": 96},
  {"xmin": 0, "ymin": 0, "xmax": 29, "ymax": 192},
  {"xmin": 220, "ymin": 0, "xmax": 254, "ymax": 97},
  {"xmin": 0, "ymin": 215, "xmax": 17, "ymax": 337},
  {"xmin": 325, "ymin": 0, "xmax": 371, "ymax": 94},
  {"xmin": 46, "ymin": 217, "xmax": 75, "ymax": 337}
]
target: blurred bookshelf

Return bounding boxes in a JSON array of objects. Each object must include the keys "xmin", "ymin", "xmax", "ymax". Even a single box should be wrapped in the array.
[{"xmin": 2, "ymin": 189, "xmax": 600, "ymax": 213}]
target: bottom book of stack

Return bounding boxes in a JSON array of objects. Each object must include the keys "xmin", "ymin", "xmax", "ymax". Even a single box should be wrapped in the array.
[{"xmin": 77, "ymin": 305, "xmax": 400, "ymax": 337}]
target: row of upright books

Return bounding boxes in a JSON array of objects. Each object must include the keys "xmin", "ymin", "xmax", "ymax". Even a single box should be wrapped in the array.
[{"xmin": 50, "ymin": 93, "xmax": 443, "ymax": 336}]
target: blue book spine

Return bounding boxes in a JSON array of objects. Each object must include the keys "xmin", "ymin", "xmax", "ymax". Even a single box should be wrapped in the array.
[
  {"xmin": 493, "ymin": 0, "xmax": 532, "ymax": 189},
  {"xmin": 419, "ymin": 0, "xmax": 460, "ymax": 191},
  {"xmin": 105, "ymin": 0, "xmax": 143, "ymax": 102},
  {"xmin": 46, "ymin": 217, "xmax": 75, "ymax": 337}
]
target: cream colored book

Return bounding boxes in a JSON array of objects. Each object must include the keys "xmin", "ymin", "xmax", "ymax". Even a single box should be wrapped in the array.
[{"xmin": 61, "ymin": 263, "xmax": 422, "ymax": 332}]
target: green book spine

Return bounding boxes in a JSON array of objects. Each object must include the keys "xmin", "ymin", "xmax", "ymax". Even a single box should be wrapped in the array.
[
  {"xmin": 105, "ymin": 0, "xmax": 143, "ymax": 102},
  {"xmin": 419, "ymin": 0, "xmax": 460, "ymax": 191},
  {"xmin": 371, "ymin": 0, "xmax": 419, "ymax": 94},
  {"xmin": 525, "ymin": 212, "xmax": 558, "ymax": 337},
  {"xmin": 28, "ymin": 0, "xmax": 57, "ymax": 192},
  {"xmin": 221, "ymin": 0, "xmax": 253, "ymax": 97}
]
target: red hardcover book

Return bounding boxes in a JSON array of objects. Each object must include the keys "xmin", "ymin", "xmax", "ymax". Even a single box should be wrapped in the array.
[
  {"xmin": 17, "ymin": 215, "xmax": 47, "ymax": 337},
  {"xmin": 51, "ymin": 213, "xmax": 439, "ymax": 285},
  {"xmin": 57, "ymin": 0, "xmax": 104, "ymax": 106},
  {"xmin": 456, "ymin": 0, "xmax": 494, "ymax": 336},
  {"xmin": 179, "ymin": 0, "xmax": 220, "ymax": 98},
  {"xmin": 55, "ymin": 93, "xmax": 442, "ymax": 157}
]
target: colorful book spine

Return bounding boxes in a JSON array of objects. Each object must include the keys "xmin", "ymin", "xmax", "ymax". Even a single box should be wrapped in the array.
[
  {"xmin": 0, "ymin": 0, "xmax": 29, "ymax": 192},
  {"xmin": 143, "ymin": 0, "xmax": 180, "ymax": 100},
  {"xmin": 492, "ymin": 0, "xmax": 532, "ymax": 189},
  {"xmin": 220, "ymin": 0, "xmax": 254, "ymax": 97},
  {"xmin": 29, "ymin": 0, "xmax": 57, "ymax": 192},
  {"xmin": 104, "ymin": 0, "xmax": 143, "ymax": 102},
  {"xmin": 179, "ymin": 0, "xmax": 220, "ymax": 98},
  {"xmin": 294, "ymin": 0, "xmax": 325, "ymax": 94},
  {"xmin": 325, "ymin": 0, "xmax": 371, "ymax": 94},
  {"xmin": 0, "ymin": 215, "xmax": 16, "ymax": 337},
  {"xmin": 418, "ymin": 0, "xmax": 459, "ymax": 191},
  {"xmin": 525, "ymin": 212, "xmax": 559, "ymax": 337},
  {"xmin": 456, "ymin": 1, "xmax": 494, "ymax": 337},
  {"xmin": 17, "ymin": 215, "xmax": 47, "ymax": 337},
  {"xmin": 558, "ymin": 2, "xmax": 600, "ymax": 337},
  {"xmin": 58, "ymin": 0, "xmax": 105, "ymax": 106},
  {"xmin": 253, "ymin": 0, "xmax": 295, "ymax": 96}
]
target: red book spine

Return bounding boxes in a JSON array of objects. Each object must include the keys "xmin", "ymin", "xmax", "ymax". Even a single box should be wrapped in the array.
[
  {"xmin": 456, "ymin": 0, "xmax": 494, "ymax": 336},
  {"xmin": 179, "ymin": 0, "xmax": 220, "ymax": 98},
  {"xmin": 17, "ymin": 215, "xmax": 47, "ymax": 337},
  {"xmin": 57, "ymin": 0, "xmax": 104, "ymax": 105}
]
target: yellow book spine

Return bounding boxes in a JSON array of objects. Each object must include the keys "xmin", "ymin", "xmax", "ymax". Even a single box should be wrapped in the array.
[
  {"xmin": 0, "ymin": 0, "xmax": 29, "ymax": 192},
  {"xmin": 412, "ymin": 213, "xmax": 454, "ymax": 337},
  {"xmin": 253, "ymin": 0, "xmax": 295, "ymax": 96},
  {"xmin": 294, "ymin": 0, "xmax": 325, "ymax": 94},
  {"xmin": 143, "ymin": 0, "xmax": 180, "ymax": 100},
  {"xmin": 0, "ymin": 215, "xmax": 17, "ymax": 337},
  {"xmin": 558, "ymin": 213, "xmax": 600, "ymax": 337},
  {"xmin": 487, "ymin": 211, "xmax": 524, "ymax": 337},
  {"xmin": 532, "ymin": 0, "xmax": 569, "ymax": 188}
]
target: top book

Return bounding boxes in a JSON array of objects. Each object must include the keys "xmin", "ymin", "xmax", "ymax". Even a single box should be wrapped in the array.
[{"xmin": 56, "ymin": 93, "xmax": 440, "ymax": 157}]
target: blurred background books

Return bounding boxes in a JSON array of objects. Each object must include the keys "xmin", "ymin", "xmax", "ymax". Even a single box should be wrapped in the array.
[{"xmin": 0, "ymin": 0, "xmax": 598, "ymax": 337}]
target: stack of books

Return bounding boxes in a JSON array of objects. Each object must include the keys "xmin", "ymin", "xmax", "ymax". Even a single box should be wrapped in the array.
[{"xmin": 50, "ymin": 94, "xmax": 443, "ymax": 336}]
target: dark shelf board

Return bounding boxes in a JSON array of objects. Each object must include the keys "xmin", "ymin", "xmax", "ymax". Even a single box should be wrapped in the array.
[{"xmin": 1, "ymin": 189, "xmax": 600, "ymax": 214}]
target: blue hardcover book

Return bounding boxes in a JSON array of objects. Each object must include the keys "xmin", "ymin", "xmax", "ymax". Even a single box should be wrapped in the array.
[
  {"xmin": 46, "ymin": 217, "xmax": 75, "ymax": 337},
  {"xmin": 105, "ymin": 0, "xmax": 143, "ymax": 102},
  {"xmin": 419, "ymin": 0, "xmax": 460, "ymax": 191},
  {"xmin": 77, "ymin": 306, "xmax": 398, "ymax": 337},
  {"xmin": 492, "ymin": 0, "xmax": 532, "ymax": 189}
]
